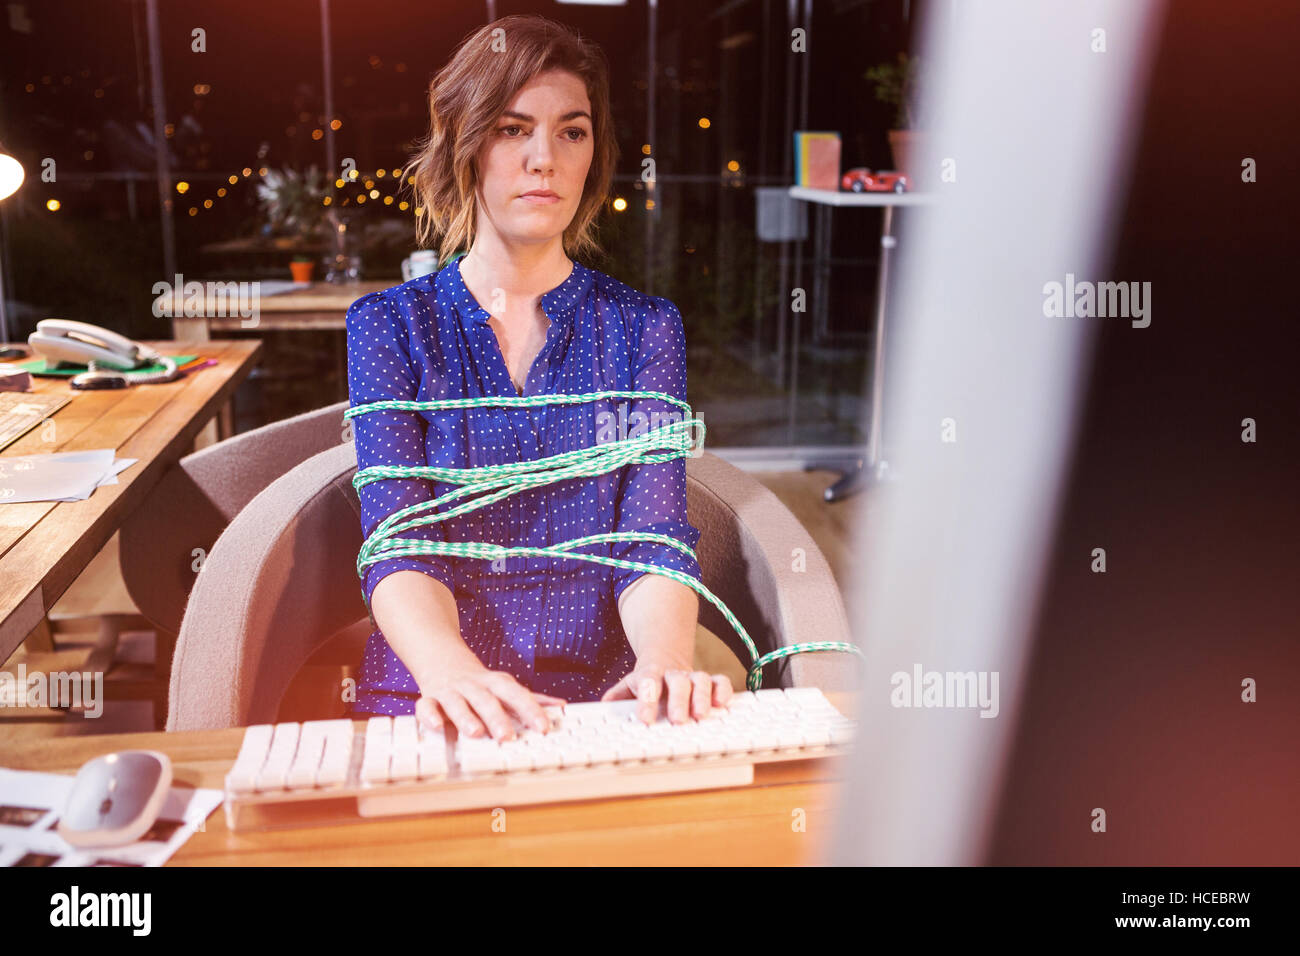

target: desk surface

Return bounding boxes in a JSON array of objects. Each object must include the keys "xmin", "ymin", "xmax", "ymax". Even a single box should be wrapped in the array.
[
  {"xmin": 0, "ymin": 339, "xmax": 261, "ymax": 660},
  {"xmin": 0, "ymin": 694, "xmax": 854, "ymax": 865},
  {"xmin": 250, "ymin": 280, "xmax": 392, "ymax": 312}
]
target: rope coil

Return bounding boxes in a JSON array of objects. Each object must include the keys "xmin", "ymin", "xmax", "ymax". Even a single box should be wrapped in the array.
[{"xmin": 345, "ymin": 390, "xmax": 861, "ymax": 690}]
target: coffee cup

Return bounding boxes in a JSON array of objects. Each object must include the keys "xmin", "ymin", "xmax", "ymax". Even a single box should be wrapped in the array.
[{"xmin": 401, "ymin": 250, "xmax": 439, "ymax": 281}]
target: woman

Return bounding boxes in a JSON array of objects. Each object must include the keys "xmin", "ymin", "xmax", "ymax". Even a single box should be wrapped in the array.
[{"xmin": 345, "ymin": 14, "xmax": 733, "ymax": 742}]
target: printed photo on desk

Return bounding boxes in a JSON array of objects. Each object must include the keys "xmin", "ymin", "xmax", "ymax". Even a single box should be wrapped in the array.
[{"xmin": 0, "ymin": 0, "xmax": 1295, "ymax": 927}]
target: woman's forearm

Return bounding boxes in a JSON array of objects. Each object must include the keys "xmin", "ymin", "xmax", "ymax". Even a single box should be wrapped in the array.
[
  {"xmin": 369, "ymin": 570, "xmax": 481, "ymax": 689},
  {"xmin": 617, "ymin": 572, "xmax": 699, "ymax": 666}
]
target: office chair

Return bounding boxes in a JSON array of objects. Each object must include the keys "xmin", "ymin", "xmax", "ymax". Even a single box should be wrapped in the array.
[
  {"xmin": 114, "ymin": 400, "xmax": 353, "ymax": 726},
  {"xmin": 164, "ymin": 440, "xmax": 857, "ymax": 731}
]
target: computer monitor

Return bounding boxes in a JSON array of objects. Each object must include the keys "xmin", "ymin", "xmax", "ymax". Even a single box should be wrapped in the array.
[{"xmin": 828, "ymin": 0, "xmax": 1166, "ymax": 865}]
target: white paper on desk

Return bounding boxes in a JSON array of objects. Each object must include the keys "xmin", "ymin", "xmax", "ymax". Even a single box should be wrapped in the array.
[
  {"xmin": 0, "ymin": 768, "xmax": 223, "ymax": 867},
  {"xmin": 0, "ymin": 449, "xmax": 137, "ymax": 503},
  {"xmin": 256, "ymin": 279, "xmax": 311, "ymax": 297},
  {"xmin": 51, "ymin": 457, "xmax": 138, "ymax": 500}
]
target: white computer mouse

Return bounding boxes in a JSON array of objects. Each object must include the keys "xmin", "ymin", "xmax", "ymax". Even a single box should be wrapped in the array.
[{"xmin": 57, "ymin": 750, "xmax": 172, "ymax": 848}]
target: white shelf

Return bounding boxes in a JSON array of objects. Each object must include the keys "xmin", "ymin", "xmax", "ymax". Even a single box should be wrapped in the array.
[{"xmin": 787, "ymin": 186, "xmax": 937, "ymax": 207}]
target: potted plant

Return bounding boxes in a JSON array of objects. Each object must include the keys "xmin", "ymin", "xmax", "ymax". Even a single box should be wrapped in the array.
[
  {"xmin": 290, "ymin": 254, "xmax": 315, "ymax": 283},
  {"xmin": 864, "ymin": 53, "xmax": 926, "ymax": 186},
  {"xmin": 257, "ymin": 166, "xmax": 327, "ymax": 281}
]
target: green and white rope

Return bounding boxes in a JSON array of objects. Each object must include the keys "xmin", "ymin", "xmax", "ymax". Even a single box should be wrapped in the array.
[{"xmin": 344, "ymin": 390, "xmax": 862, "ymax": 690}]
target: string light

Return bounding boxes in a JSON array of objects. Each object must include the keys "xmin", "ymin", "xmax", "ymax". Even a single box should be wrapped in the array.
[{"xmin": 177, "ymin": 156, "xmax": 422, "ymax": 222}]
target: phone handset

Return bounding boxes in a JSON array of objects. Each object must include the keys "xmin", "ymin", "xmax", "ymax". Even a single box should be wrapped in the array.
[{"xmin": 28, "ymin": 319, "xmax": 181, "ymax": 388}]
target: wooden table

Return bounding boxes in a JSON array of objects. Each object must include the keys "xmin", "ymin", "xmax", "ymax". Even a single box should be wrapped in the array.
[
  {"xmin": 157, "ymin": 280, "xmax": 388, "ymax": 403},
  {"xmin": 159, "ymin": 280, "xmax": 390, "ymax": 337},
  {"xmin": 0, "ymin": 696, "xmax": 854, "ymax": 865},
  {"xmin": 0, "ymin": 339, "xmax": 261, "ymax": 662}
]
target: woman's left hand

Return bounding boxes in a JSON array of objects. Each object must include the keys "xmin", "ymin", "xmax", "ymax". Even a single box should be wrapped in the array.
[{"xmin": 601, "ymin": 657, "xmax": 734, "ymax": 725}]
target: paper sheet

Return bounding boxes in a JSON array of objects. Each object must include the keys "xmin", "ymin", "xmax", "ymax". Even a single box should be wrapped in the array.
[
  {"xmin": 0, "ymin": 449, "xmax": 138, "ymax": 503},
  {"xmin": 0, "ymin": 768, "xmax": 223, "ymax": 867},
  {"xmin": 255, "ymin": 280, "xmax": 312, "ymax": 297}
]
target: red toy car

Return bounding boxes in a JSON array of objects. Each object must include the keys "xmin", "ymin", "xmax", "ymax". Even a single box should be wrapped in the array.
[{"xmin": 841, "ymin": 167, "xmax": 909, "ymax": 194}]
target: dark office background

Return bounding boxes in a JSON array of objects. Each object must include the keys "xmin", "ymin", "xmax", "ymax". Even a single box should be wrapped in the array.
[{"xmin": 0, "ymin": 0, "xmax": 924, "ymax": 444}]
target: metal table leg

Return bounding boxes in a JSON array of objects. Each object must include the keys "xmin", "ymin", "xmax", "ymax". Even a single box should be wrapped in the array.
[{"xmin": 810, "ymin": 203, "xmax": 896, "ymax": 501}]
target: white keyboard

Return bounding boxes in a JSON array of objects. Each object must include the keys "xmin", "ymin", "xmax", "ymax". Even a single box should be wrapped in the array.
[{"xmin": 222, "ymin": 688, "xmax": 854, "ymax": 831}]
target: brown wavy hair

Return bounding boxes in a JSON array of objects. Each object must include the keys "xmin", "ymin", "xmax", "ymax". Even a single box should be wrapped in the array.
[{"xmin": 408, "ymin": 14, "xmax": 619, "ymax": 267}]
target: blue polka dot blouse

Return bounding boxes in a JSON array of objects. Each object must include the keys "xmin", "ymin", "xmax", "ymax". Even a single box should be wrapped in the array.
[{"xmin": 344, "ymin": 254, "xmax": 704, "ymax": 716}]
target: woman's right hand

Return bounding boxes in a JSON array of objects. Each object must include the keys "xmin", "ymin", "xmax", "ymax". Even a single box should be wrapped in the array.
[{"xmin": 416, "ymin": 658, "xmax": 565, "ymax": 742}]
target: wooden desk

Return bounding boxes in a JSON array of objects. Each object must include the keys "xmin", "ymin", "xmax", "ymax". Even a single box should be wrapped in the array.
[
  {"xmin": 159, "ymin": 281, "xmax": 390, "ymax": 337},
  {"xmin": 157, "ymin": 281, "xmax": 388, "ymax": 403},
  {"xmin": 0, "ymin": 339, "xmax": 261, "ymax": 661},
  {"xmin": 0, "ymin": 696, "xmax": 854, "ymax": 865}
]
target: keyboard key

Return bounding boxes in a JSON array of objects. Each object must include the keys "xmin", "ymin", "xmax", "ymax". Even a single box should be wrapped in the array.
[
  {"xmin": 255, "ymin": 723, "xmax": 301, "ymax": 791},
  {"xmin": 361, "ymin": 717, "xmax": 393, "ymax": 784},
  {"xmin": 719, "ymin": 730, "xmax": 754, "ymax": 755},
  {"xmin": 316, "ymin": 720, "xmax": 355, "ymax": 786},
  {"xmin": 390, "ymin": 716, "xmax": 419, "ymax": 781},
  {"xmin": 725, "ymin": 692, "xmax": 757, "ymax": 711},
  {"xmin": 667, "ymin": 732, "xmax": 701, "ymax": 758},
  {"xmin": 614, "ymin": 738, "xmax": 647, "ymax": 761},
  {"xmin": 556, "ymin": 740, "xmax": 593, "ymax": 768},
  {"xmin": 586, "ymin": 740, "xmax": 619, "ymax": 765},
  {"xmin": 695, "ymin": 734, "xmax": 727, "ymax": 757},
  {"xmin": 287, "ymin": 722, "xmax": 327, "ymax": 789},
  {"xmin": 226, "ymin": 724, "xmax": 274, "ymax": 793},
  {"xmin": 458, "ymin": 735, "xmax": 508, "ymax": 775},
  {"xmin": 500, "ymin": 741, "xmax": 536, "ymax": 772},
  {"xmin": 775, "ymin": 727, "xmax": 805, "ymax": 750},
  {"xmin": 800, "ymin": 724, "xmax": 832, "ymax": 747},
  {"xmin": 783, "ymin": 687, "xmax": 829, "ymax": 706},
  {"xmin": 827, "ymin": 722, "xmax": 855, "ymax": 745},
  {"xmin": 529, "ymin": 745, "xmax": 563, "ymax": 771},
  {"xmin": 642, "ymin": 737, "xmax": 673, "ymax": 760},
  {"xmin": 563, "ymin": 702, "xmax": 610, "ymax": 726}
]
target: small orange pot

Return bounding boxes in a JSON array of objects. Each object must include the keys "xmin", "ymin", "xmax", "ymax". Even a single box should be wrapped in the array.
[{"xmin": 290, "ymin": 260, "xmax": 315, "ymax": 283}]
